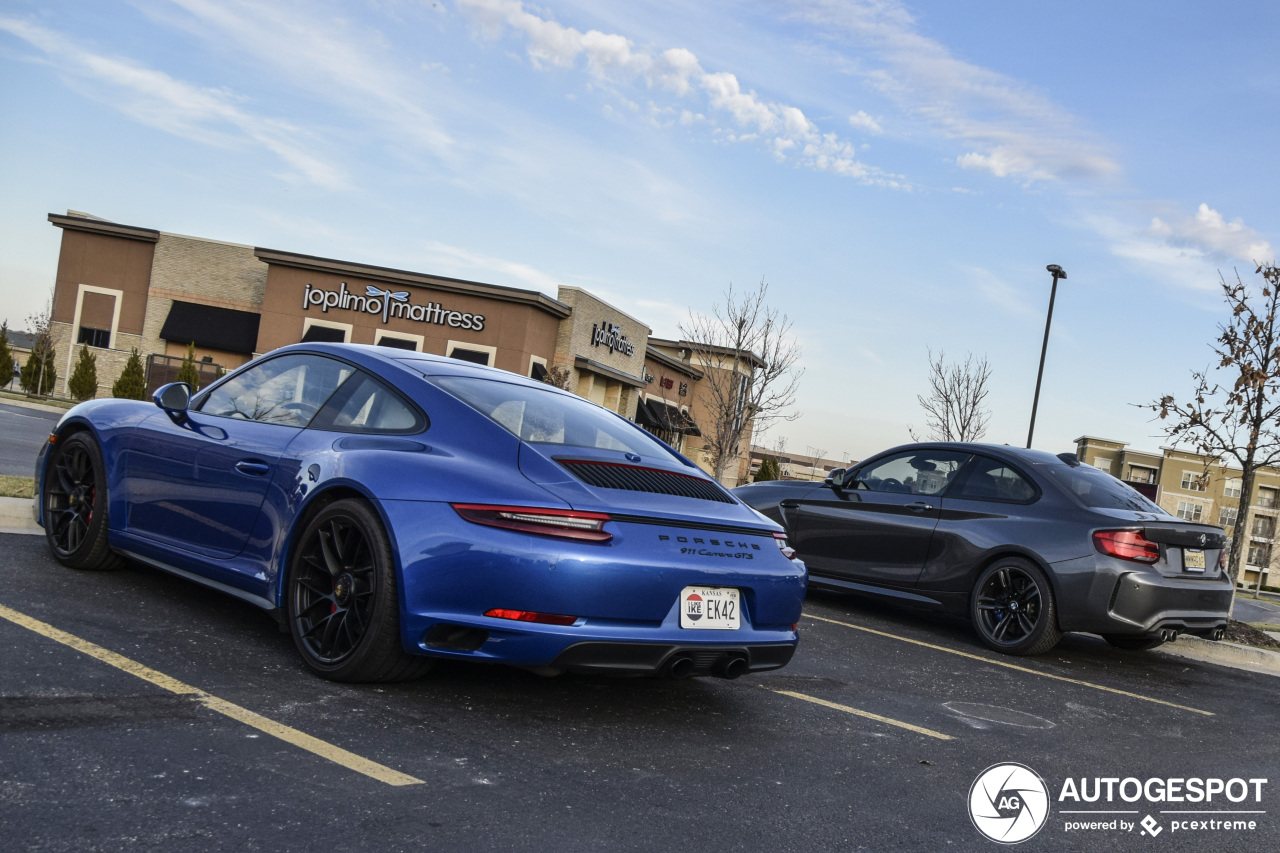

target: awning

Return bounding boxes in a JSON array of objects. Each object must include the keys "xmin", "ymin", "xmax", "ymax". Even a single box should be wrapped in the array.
[
  {"xmin": 634, "ymin": 398, "xmax": 661, "ymax": 428},
  {"xmin": 640, "ymin": 398, "xmax": 700, "ymax": 434},
  {"xmin": 675, "ymin": 409, "xmax": 702, "ymax": 437},
  {"xmin": 300, "ymin": 324, "xmax": 346, "ymax": 343},
  {"xmin": 573, "ymin": 356, "xmax": 646, "ymax": 388},
  {"xmin": 160, "ymin": 301, "xmax": 261, "ymax": 354}
]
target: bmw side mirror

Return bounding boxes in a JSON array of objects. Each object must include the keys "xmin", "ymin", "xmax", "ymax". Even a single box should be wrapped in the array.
[
  {"xmin": 825, "ymin": 467, "xmax": 847, "ymax": 490},
  {"xmin": 153, "ymin": 382, "xmax": 191, "ymax": 422}
]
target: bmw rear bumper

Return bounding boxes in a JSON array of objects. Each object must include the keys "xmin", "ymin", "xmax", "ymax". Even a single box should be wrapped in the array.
[{"xmin": 1052, "ymin": 555, "xmax": 1234, "ymax": 638}]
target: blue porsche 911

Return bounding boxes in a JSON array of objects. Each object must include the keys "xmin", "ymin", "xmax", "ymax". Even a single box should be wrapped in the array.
[{"xmin": 35, "ymin": 344, "xmax": 805, "ymax": 682}]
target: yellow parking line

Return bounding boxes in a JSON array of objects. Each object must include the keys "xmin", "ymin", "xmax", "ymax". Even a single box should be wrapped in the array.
[
  {"xmin": 805, "ymin": 613, "xmax": 1214, "ymax": 717},
  {"xmin": 765, "ymin": 687, "xmax": 953, "ymax": 740},
  {"xmin": 0, "ymin": 603, "xmax": 424, "ymax": 786}
]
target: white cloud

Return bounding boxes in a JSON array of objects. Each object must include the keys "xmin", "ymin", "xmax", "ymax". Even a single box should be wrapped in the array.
[
  {"xmin": 787, "ymin": 0, "xmax": 1120, "ymax": 184},
  {"xmin": 1150, "ymin": 203, "xmax": 1274, "ymax": 264},
  {"xmin": 0, "ymin": 15, "xmax": 346, "ymax": 188},
  {"xmin": 456, "ymin": 0, "xmax": 908, "ymax": 188},
  {"xmin": 847, "ymin": 110, "xmax": 882, "ymax": 134}
]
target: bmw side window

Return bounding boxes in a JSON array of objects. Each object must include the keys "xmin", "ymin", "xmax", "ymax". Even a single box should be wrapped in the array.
[
  {"xmin": 200, "ymin": 354, "xmax": 354, "ymax": 427},
  {"xmin": 311, "ymin": 372, "xmax": 427, "ymax": 435},
  {"xmin": 951, "ymin": 456, "xmax": 1038, "ymax": 503},
  {"xmin": 852, "ymin": 451, "xmax": 971, "ymax": 495}
]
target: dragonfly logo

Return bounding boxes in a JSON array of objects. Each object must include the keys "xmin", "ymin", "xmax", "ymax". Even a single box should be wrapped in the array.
[{"xmin": 969, "ymin": 763, "xmax": 1051, "ymax": 844}]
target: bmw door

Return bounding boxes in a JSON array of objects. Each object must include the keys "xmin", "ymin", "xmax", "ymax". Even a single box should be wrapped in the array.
[{"xmin": 793, "ymin": 449, "xmax": 971, "ymax": 587}]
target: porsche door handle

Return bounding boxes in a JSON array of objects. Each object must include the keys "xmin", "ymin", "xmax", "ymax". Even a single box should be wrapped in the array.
[
  {"xmin": 906, "ymin": 501, "xmax": 934, "ymax": 512},
  {"xmin": 235, "ymin": 460, "xmax": 271, "ymax": 476}
]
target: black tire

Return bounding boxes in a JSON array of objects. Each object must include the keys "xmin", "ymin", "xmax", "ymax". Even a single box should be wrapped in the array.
[
  {"xmin": 1103, "ymin": 635, "xmax": 1165, "ymax": 651},
  {"xmin": 42, "ymin": 431, "xmax": 125, "ymax": 571},
  {"xmin": 287, "ymin": 498, "xmax": 432, "ymax": 683},
  {"xmin": 970, "ymin": 557, "xmax": 1062, "ymax": 656}
]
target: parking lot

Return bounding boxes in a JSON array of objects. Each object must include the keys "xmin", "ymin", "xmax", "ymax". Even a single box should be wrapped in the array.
[{"xmin": 2, "ymin": 532, "xmax": 1276, "ymax": 851}]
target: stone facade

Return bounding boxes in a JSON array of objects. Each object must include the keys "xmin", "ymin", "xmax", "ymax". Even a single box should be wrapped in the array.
[{"xmin": 553, "ymin": 287, "xmax": 649, "ymax": 419}]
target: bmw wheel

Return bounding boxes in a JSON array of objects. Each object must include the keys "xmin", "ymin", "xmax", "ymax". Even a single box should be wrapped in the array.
[
  {"xmin": 970, "ymin": 558, "xmax": 1062, "ymax": 656},
  {"xmin": 42, "ymin": 432, "xmax": 124, "ymax": 571},
  {"xmin": 287, "ymin": 498, "xmax": 432, "ymax": 682}
]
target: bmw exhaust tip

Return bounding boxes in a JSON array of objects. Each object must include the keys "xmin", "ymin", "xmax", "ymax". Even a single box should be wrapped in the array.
[
  {"xmin": 666, "ymin": 657, "xmax": 695, "ymax": 679},
  {"xmin": 712, "ymin": 655, "xmax": 749, "ymax": 680},
  {"xmin": 1210, "ymin": 627, "xmax": 1225, "ymax": 641}
]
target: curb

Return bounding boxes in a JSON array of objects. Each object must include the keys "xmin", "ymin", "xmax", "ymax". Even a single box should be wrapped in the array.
[
  {"xmin": 1156, "ymin": 635, "xmax": 1280, "ymax": 678},
  {"xmin": 0, "ymin": 496, "xmax": 41, "ymax": 536},
  {"xmin": 0, "ymin": 396, "xmax": 71, "ymax": 416}
]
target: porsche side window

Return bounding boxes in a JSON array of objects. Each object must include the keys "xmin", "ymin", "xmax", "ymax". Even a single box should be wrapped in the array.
[
  {"xmin": 852, "ymin": 451, "xmax": 971, "ymax": 496},
  {"xmin": 201, "ymin": 355, "xmax": 353, "ymax": 427},
  {"xmin": 312, "ymin": 372, "xmax": 426, "ymax": 435},
  {"xmin": 951, "ymin": 456, "xmax": 1038, "ymax": 503}
]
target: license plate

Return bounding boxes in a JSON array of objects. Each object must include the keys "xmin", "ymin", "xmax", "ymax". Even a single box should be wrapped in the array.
[
  {"xmin": 1184, "ymin": 549, "xmax": 1206, "ymax": 572},
  {"xmin": 680, "ymin": 586, "xmax": 740, "ymax": 629}
]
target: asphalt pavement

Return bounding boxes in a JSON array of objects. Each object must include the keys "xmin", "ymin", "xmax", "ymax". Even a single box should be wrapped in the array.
[
  {"xmin": 0, "ymin": 402, "xmax": 59, "ymax": 478},
  {"xmin": 1, "ymin": 533, "xmax": 1276, "ymax": 852},
  {"xmin": 1234, "ymin": 595, "xmax": 1280, "ymax": 625}
]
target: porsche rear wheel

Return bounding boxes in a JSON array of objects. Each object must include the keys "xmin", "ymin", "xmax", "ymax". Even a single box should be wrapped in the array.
[
  {"xmin": 970, "ymin": 558, "xmax": 1062, "ymax": 656},
  {"xmin": 287, "ymin": 498, "xmax": 432, "ymax": 682},
  {"xmin": 42, "ymin": 432, "xmax": 124, "ymax": 571}
]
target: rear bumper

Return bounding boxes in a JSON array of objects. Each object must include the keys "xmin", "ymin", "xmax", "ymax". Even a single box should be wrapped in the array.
[
  {"xmin": 1053, "ymin": 554, "xmax": 1233, "ymax": 637},
  {"xmin": 551, "ymin": 641, "xmax": 795, "ymax": 676},
  {"xmin": 382, "ymin": 500, "xmax": 806, "ymax": 673}
]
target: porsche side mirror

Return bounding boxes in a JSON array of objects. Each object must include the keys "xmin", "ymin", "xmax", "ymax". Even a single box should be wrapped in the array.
[{"xmin": 153, "ymin": 382, "xmax": 191, "ymax": 422}]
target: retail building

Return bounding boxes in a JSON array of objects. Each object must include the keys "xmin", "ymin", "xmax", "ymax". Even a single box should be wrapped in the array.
[{"xmin": 41, "ymin": 210, "xmax": 760, "ymax": 485}]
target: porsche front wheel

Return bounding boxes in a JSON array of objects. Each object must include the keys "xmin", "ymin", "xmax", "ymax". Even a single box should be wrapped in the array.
[
  {"xmin": 287, "ymin": 498, "xmax": 432, "ymax": 682},
  {"xmin": 42, "ymin": 432, "xmax": 123, "ymax": 571}
]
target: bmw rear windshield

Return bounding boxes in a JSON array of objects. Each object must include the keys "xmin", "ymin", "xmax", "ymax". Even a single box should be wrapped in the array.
[
  {"xmin": 429, "ymin": 375, "xmax": 678, "ymax": 458},
  {"xmin": 1041, "ymin": 463, "xmax": 1170, "ymax": 514}
]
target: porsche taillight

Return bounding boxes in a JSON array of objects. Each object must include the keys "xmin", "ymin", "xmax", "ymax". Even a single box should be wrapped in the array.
[
  {"xmin": 451, "ymin": 504, "xmax": 612, "ymax": 542},
  {"xmin": 773, "ymin": 531, "xmax": 797, "ymax": 560}
]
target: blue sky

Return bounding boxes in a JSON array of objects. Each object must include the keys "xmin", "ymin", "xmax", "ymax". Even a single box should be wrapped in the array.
[{"xmin": 2, "ymin": 0, "xmax": 1277, "ymax": 461}]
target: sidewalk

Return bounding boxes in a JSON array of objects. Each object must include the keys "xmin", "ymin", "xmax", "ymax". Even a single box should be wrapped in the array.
[
  {"xmin": 0, "ymin": 394, "xmax": 72, "ymax": 415},
  {"xmin": 0, "ymin": 496, "xmax": 40, "ymax": 536}
]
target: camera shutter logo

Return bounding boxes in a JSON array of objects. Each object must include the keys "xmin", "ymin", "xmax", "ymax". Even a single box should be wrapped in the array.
[{"xmin": 968, "ymin": 763, "xmax": 1050, "ymax": 844}]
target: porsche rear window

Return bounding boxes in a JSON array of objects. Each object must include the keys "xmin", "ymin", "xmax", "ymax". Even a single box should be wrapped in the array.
[
  {"xmin": 1042, "ymin": 464, "xmax": 1169, "ymax": 514},
  {"xmin": 432, "ymin": 376, "xmax": 675, "ymax": 458}
]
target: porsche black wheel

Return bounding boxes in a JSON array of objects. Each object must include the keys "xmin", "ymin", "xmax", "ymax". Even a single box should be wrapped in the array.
[
  {"xmin": 970, "ymin": 558, "xmax": 1062, "ymax": 656},
  {"xmin": 42, "ymin": 432, "xmax": 124, "ymax": 571},
  {"xmin": 287, "ymin": 498, "xmax": 432, "ymax": 682},
  {"xmin": 1103, "ymin": 635, "xmax": 1165, "ymax": 651}
]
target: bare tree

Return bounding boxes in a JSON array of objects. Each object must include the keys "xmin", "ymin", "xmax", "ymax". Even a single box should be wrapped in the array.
[
  {"xmin": 1147, "ymin": 263, "xmax": 1280, "ymax": 609},
  {"xmin": 541, "ymin": 364, "xmax": 573, "ymax": 391},
  {"xmin": 910, "ymin": 349, "xmax": 992, "ymax": 442},
  {"xmin": 21, "ymin": 290, "xmax": 56, "ymax": 398},
  {"xmin": 680, "ymin": 279, "xmax": 803, "ymax": 482}
]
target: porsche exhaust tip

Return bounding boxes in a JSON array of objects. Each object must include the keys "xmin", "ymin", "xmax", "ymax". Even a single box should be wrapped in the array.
[
  {"xmin": 666, "ymin": 657, "xmax": 695, "ymax": 679},
  {"xmin": 712, "ymin": 655, "xmax": 749, "ymax": 680}
]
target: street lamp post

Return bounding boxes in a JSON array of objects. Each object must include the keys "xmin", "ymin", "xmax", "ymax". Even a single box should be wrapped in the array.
[{"xmin": 1026, "ymin": 264, "xmax": 1067, "ymax": 449}]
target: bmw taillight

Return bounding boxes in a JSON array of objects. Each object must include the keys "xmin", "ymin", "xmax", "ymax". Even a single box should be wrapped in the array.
[
  {"xmin": 1093, "ymin": 529, "xmax": 1160, "ymax": 564},
  {"xmin": 773, "ymin": 531, "xmax": 797, "ymax": 560},
  {"xmin": 451, "ymin": 504, "xmax": 612, "ymax": 542},
  {"xmin": 484, "ymin": 608, "xmax": 578, "ymax": 626}
]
